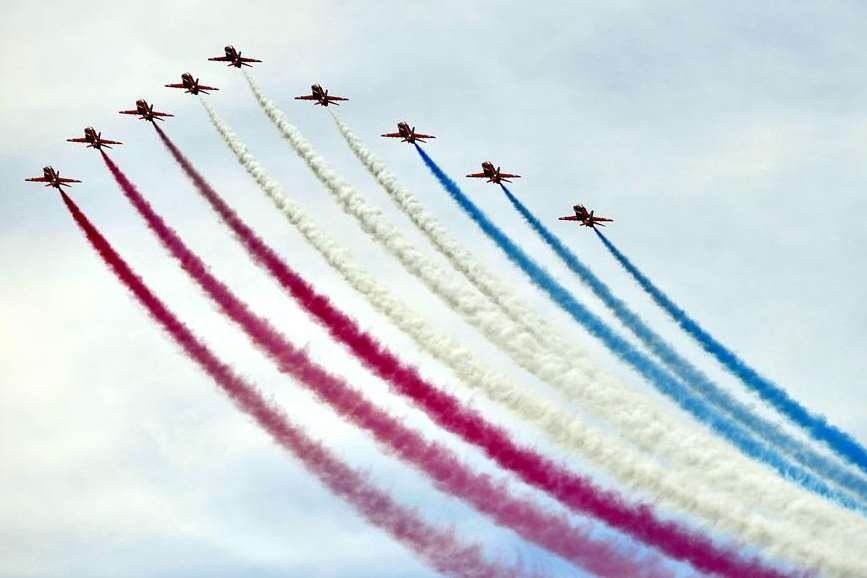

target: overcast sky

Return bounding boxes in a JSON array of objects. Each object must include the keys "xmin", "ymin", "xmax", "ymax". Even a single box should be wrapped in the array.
[{"xmin": 3, "ymin": 2, "xmax": 867, "ymax": 577}]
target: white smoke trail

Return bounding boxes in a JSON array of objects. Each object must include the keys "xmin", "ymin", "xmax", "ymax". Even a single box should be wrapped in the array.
[
  {"xmin": 331, "ymin": 113, "xmax": 594, "ymax": 365},
  {"xmin": 245, "ymin": 75, "xmax": 867, "ymax": 553},
  {"xmin": 204, "ymin": 103, "xmax": 864, "ymax": 576},
  {"xmin": 239, "ymin": 71, "xmax": 865, "ymax": 526},
  {"xmin": 335, "ymin": 114, "xmax": 867, "ymax": 506},
  {"xmin": 201, "ymin": 97, "xmax": 866, "ymax": 576}
]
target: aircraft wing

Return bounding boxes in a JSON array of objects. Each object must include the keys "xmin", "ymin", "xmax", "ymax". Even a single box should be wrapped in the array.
[
  {"xmin": 466, "ymin": 172, "xmax": 487, "ymax": 178},
  {"xmin": 326, "ymin": 96, "xmax": 349, "ymax": 101},
  {"xmin": 294, "ymin": 95, "xmax": 318, "ymax": 100},
  {"xmin": 101, "ymin": 139, "xmax": 123, "ymax": 145},
  {"xmin": 414, "ymin": 133, "xmax": 436, "ymax": 140},
  {"xmin": 165, "ymin": 83, "xmax": 186, "ymax": 89},
  {"xmin": 499, "ymin": 173, "xmax": 521, "ymax": 179},
  {"xmin": 119, "ymin": 109, "xmax": 140, "ymax": 115},
  {"xmin": 381, "ymin": 132, "xmax": 403, "ymax": 138},
  {"xmin": 558, "ymin": 215, "xmax": 579, "ymax": 221},
  {"xmin": 57, "ymin": 178, "xmax": 82, "ymax": 183},
  {"xmin": 152, "ymin": 111, "xmax": 174, "ymax": 117},
  {"xmin": 197, "ymin": 85, "xmax": 219, "ymax": 92},
  {"xmin": 25, "ymin": 176, "xmax": 51, "ymax": 183},
  {"xmin": 239, "ymin": 57, "xmax": 262, "ymax": 63},
  {"xmin": 594, "ymin": 217, "xmax": 613, "ymax": 223},
  {"xmin": 66, "ymin": 137, "xmax": 89, "ymax": 143},
  {"xmin": 208, "ymin": 56, "xmax": 232, "ymax": 62}
]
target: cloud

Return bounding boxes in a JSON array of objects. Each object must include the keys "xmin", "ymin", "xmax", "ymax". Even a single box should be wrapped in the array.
[{"xmin": 4, "ymin": 1, "xmax": 867, "ymax": 576}]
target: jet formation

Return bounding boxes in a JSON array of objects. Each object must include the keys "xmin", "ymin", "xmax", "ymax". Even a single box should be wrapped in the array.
[{"xmin": 29, "ymin": 44, "xmax": 613, "ymax": 228}]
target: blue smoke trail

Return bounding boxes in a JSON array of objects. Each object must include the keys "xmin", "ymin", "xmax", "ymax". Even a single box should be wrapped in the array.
[
  {"xmin": 414, "ymin": 143, "xmax": 863, "ymax": 513},
  {"xmin": 500, "ymin": 186, "xmax": 867, "ymax": 503},
  {"xmin": 594, "ymin": 227, "xmax": 867, "ymax": 479}
]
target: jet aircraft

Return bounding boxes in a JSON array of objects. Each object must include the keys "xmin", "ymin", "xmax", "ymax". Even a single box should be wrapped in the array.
[
  {"xmin": 25, "ymin": 166, "xmax": 81, "ymax": 191},
  {"xmin": 466, "ymin": 161, "xmax": 521, "ymax": 184},
  {"xmin": 67, "ymin": 127, "xmax": 122, "ymax": 150},
  {"xmin": 381, "ymin": 122, "xmax": 435, "ymax": 144},
  {"xmin": 165, "ymin": 73, "xmax": 219, "ymax": 95},
  {"xmin": 558, "ymin": 204, "xmax": 613, "ymax": 228},
  {"xmin": 119, "ymin": 99, "xmax": 174, "ymax": 122},
  {"xmin": 294, "ymin": 84, "xmax": 349, "ymax": 106},
  {"xmin": 208, "ymin": 45, "xmax": 261, "ymax": 68}
]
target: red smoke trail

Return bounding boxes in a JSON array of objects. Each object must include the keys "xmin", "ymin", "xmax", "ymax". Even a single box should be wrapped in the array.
[
  {"xmin": 150, "ymin": 128, "xmax": 803, "ymax": 578},
  {"xmin": 100, "ymin": 150, "xmax": 680, "ymax": 578},
  {"xmin": 59, "ymin": 190, "xmax": 527, "ymax": 578}
]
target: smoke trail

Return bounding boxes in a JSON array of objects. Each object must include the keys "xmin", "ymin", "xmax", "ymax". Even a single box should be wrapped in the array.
[
  {"xmin": 330, "ymin": 113, "xmax": 590, "ymax": 365},
  {"xmin": 413, "ymin": 144, "xmax": 850, "ymax": 511},
  {"xmin": 241, "ymin": 72, "xmax": 520, "ymax": 340},
  {"xmin": 243, "ymin": 78, "xmax": 866, "ymax": 568},
  {"xmin": 334, "ymin": 108, "xmax": 867, "ymax": 504},
  {"xmin": 59, "ymin": 190, "xmax": 529, "ymax": 578},
  {"xmin": 152, "ymin": 124, "xmax": 805, "ymax": 578},
  {"xmin": 594, "ymin": 227, "xmax": 867, "ymax": 478},
  {"xmin": 242, "ymin": 75, "xmax": 867, "ymax": 545},
  {"xmin": 200, "ymin": 97, "xmax": 865, "ymax": 576},
  {"xmin": 500, "ymin": 185, "xmax": 867, "ymax": 503},
  {"xmin": 101, "ymin": 150, "xmax": 692, "ymax": 578},
  {"xmin": 410, "ymin": 146, "xmax": 867, "ymax": 541},
  {"xmin": 326, "ymin": 113, "xmax": 867, "ymax": 561}
]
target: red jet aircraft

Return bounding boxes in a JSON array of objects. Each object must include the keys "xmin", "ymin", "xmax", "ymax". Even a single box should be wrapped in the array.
[
  {"xmin": 67, "ymin": 127, "xmax": 122, "ymax": 150},
  {"xmin": 119, "ymin": 99, "xmax": 174, "ymax": 122},
  {"xmin": 208, "ymin": 45, "xmax": 261, "ymax": 68},
  {"xmin": 466, "ymin": 161, "xmax": 521, "ymax": 184},
  {"xmin": 294, "ymin": 84, "xmax": 349, "ymax": 106},
  {"xmin": 382, "ymin": 122, "xmax": 436, "ymax": 144},
  {"xmin": 25, "ymin": 166, "xmax": 81, "ymax": 191},
  {"xmin": 165, "ymin": 73, "xmax": 219, "ymax": 95},
  {"xmin": 558, "ymin": 204, "xmax": 613, "ymax": 228}
]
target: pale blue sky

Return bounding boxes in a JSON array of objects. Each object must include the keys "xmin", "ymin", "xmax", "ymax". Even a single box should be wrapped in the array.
[{"xmin": 2, "ymin": 1, "xmax": 866, "ymax": 576}]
